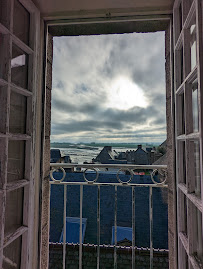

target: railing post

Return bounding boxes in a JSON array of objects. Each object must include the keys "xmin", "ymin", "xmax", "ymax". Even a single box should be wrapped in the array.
[
  {"xmin": 149, "ymin": 186, "xmax": 153, "ymax": 269},
  {"xmin": 63, "ymin": 185, "xmax": 67, "ymax": 269},
  {"xmin": 132, "ymin": 186, "xmax": 135, "ymax": 269},
  {"xmin": 97, "ymin": 186, "xmax": 100, "ymax": 269},
  {"xmin": 79, "ymin": 185, "xmax": 83, "ymax": 269},
  {"xmin": 114, "ymin": 185, "xmax": 117, "ymax": 269}
]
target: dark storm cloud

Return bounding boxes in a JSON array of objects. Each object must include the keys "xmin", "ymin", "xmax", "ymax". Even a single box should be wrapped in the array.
[
  {"xmin": 51, "ymin": 32, "xmax": 166, "ymax": 142},
  {"xmin": 100, "ymin": 106, "xmax": 158, "ymax": 124},
  {"xmin": 51, "ymin": 120, "xmax": 123, "ymax": 135},
  {"xmin": 52, "ymin": 97, "xmax": 100, "ymax": 114},
  {"xmin": 52, "ymin": 94, "xmax": 162, "ymax": 126}
]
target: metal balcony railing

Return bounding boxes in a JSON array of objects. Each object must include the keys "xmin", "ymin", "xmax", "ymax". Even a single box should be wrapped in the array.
[{"xmin": 50, "ymin": 163, "xmax": 168, "ymax": 269}]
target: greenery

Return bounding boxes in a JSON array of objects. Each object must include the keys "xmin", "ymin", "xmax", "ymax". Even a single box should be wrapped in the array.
[{"xmin": 157, "ymin": 146, "xmax": 166, "ymax": 155}]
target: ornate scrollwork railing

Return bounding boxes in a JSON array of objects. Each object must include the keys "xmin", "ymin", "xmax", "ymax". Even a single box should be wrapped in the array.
[{"xmin": 50, "ymin": 163, "xmax": 167, "ymax": 186}]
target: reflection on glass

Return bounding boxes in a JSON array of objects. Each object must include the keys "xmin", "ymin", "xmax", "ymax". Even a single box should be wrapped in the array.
[
  {"xmin": 0, "ymin": 0, "xmax": 9, "ymax": 29},
  {"xmin": 13, "ymin": 0, "xmax": 30, "ymax": 46},
  {"xmin": 9, "ymin": 91, "xmax": 27, "ymax": 134},
  {"xmin": 3, "ymin": 236, "xmax": 22, "ymax": 269},
  {"xmin": 179, "ymin": 141, "xmax": 186, "ymax": 184},
  {"xmin": 196, "ymin": 209, "xmax": 203, "ymax": 263},
  {"xmin": 179, "ymin": 3, "xmax": 182, "ymax": 34},
  {"xmin": 7, "ymin": 140, "xmax": 25, "ymax": 183},
  {"xmin": 179, "ymin": 93, "xmax": 185, "ymax": 134},
  {"xmin": 194, "ymin": 140, "xmax": 201, "ymax": 197},
  {"xmin": 192, "ymin": 83, "xmax": 199, "ymax": 132},
  {"xmin": 5, "ymin": 188, "xmax": 24, "ymax": 235},
  {"xmin": 183, "ymin": 141, "xmax": 186, "ymax": 184},
  {"xmin": 184, "ymin": 195, "xmax": 188, "ymax": 235},
  {"xmin": 0, "ymin": 34, "xmax": 8, "ymax": 81},
  {"xmin": 11, "ymin": 44, "xmax": 28, "ymax": 89},
  {"xmin": 190, "ymin": 17, "xmax": 197, "ymax": 70},
  {"xmin": 181, "ymin": 47, "xmax": 184, "ymax": 84}
]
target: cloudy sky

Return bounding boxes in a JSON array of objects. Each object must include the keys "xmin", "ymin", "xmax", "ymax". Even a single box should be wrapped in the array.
[{"xmin": 51, "ymin": 32, "xmax": 166, "ymax": 143}]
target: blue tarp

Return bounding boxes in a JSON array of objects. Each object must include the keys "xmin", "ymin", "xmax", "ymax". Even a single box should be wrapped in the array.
[
  {"xmin": 111, "ymin": 226, "xmax": 132, "ymax": 244},
  {"xmin": 59, "ymin": 217, "xmax": 87, "ymax": 243}
]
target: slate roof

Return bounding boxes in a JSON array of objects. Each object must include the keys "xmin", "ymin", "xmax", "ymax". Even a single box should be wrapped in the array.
[
  {"xmin": 153, "ymin": 154, "xmax": 167, "ymax": 165},
  {"xmin": 93, "ymin": 146, "xmax": 119, "ymax": 163}
]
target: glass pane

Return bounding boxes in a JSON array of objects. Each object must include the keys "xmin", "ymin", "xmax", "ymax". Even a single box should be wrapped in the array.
[
  {"xmin": 9, "ymin": 91, "xmax": 27, "ymax": 134},
  {"xmin": 5, "ymin": 187, "xmax": 24, "ymax": 235},
  {"xmin": 177, "ymin": 92, "xmax": 185, "ymax": 135},
  {"xmin": 0, "ymin": 34, "xmax": 9, "ymax": 81},
  {"xmin": 0, "ymin": 0, "xmax": 10, "ymax": 29},
  {"xmin": 7, "ymin": 140, "xmax": 25, "ymax": 183},
  {"xmin": 178, "ymin": 141, "xmax": 186, "ymax": 184},
  {"xmin": 11, "ymin": 44, "xmax": 28, "ymax": 89},
  {"xmin": 180, "ymin": 241, "xmax": 189, "ymax": 269},
  {"xmin": 3, "ymin": 236, "xmax": 22, "ymax": 269},
  {"xmin": 192, "ymin": 83, "xmax": 199, "ymax": 132},
  {"xmin": 190, "ymin": 15, "xmax": 197, "ymax": 71},
  {"xmin": 179, "ymin": 3, "xmax": 183, "ymax": 34},
  {"xmin": 196, "ymin": 209, "xmax": 203, "ymax": 263},
  {"xmin": 194, "ymin": 140, "xmax": 201, "ymax": 197},
  {"xmin": 184, "ymin": 195, "xmax": 188, "ymax": 235},
  {"xmin": 176, "ymin": 47, "xmax": 184, "ymax": 88},
  {"xmin": 180, "ymin": 47, "xmax": 184, "ymax": 83},
  {"xmin": 13, "ymin": 0, "xmax": 30, "ymax": 46},
  {"xmin": 0, "ymin": 86, "xmax": 8, "ymax": 133}
]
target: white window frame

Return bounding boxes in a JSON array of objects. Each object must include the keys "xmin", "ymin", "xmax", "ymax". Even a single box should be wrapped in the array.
[
  {"xmin": 173, "ymin": 0, "xmax": 203, "ymax": 268},
  {"xmin": 0, "ymin": 0, "xmax": 40, "ymax": 268}
]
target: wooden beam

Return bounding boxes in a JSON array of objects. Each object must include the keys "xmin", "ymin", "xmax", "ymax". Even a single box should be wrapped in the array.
[{"xmin": 2, "ymin": 226, "xmax": 28, "ymax": 249}]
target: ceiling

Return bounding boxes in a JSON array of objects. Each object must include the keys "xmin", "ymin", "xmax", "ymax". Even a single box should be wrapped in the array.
[{"xmin": 32, "ymin": 0, "xmax": 174, "ymax": 20}]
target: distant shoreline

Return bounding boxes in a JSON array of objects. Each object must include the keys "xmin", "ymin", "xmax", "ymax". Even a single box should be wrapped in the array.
[{"xmin": 50, "ymin": 142, "xmax": 160, "ymax": 149}]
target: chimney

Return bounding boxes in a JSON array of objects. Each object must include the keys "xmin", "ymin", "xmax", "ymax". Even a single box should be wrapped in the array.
[{"xmin": 138, "ymin": 144, "xmax": 142, "ymax": 149}]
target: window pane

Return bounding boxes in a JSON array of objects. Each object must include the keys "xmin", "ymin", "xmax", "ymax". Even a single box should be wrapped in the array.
[
  {"xmin": 190, "ymin": 16, "xmax": 197, "ymax": 71},
  {"xmin": 0, "ymin": 0, "xmax": 10, "ymax": 29},
  {"xmin": 196, "ymin": 209, "xmax": 203, "ymax": 264},
  {"xmin": 11, "ymin": 44, "xmax": 28, "ymax": 89},
  {"xmin": 5, "ymin": 187, "xmax": 24, "ymax": 235},
  {"xmin": 0, "ymin": 34, "xmax": 8, "ymax": 81},
  {"xmin": 194, "ymin": 140, "xmax": 201, "ymax": 197},
  {"xmin": 3, "ymin": 236, "xmax": 22, "ymax": 269},
  {"xmin": 184, "ymin": 195, "xmax": 188, "ymax": 235},
  {"xmin": 0, "ymin": 86, "xmax": 8, "ymax": 133},
  {"xmin": 7, "ymin": 140, "xmax": 25, "ymax": 183},
  {"xmin": 180, "ymin": 240, "xmax": 189, "ymax": 269},
  {"xmin": 180, "ymin": 47, "xmax": 184, "ymax": 83},
  {"xmin": 178, "ymin": 3, "xmax": 183, "ymax": 34},
  {"xmin": 181, "ymin": 92, "xmax": 185, "ymax": 134},
  {"xmin": 9, "ymin": 91, "xmax": 27, "ymax": 134},
  {"xmin": 178, "ymin": 141, "xmax": 186, "ymax": 184},
  {"xmin": 177, "ymin": 92, "xmax": 185, "ymax": 135},
  {"xmin": 13, "ymin": 0, "xmax": 30, "ymax": 46},
  {"xmin": 176, "ymin": 47, "xmax": 184, "ymax": 88},
  {"xmin": 192, "ymin": 83, "xmax": 199, "ymax": 132}
]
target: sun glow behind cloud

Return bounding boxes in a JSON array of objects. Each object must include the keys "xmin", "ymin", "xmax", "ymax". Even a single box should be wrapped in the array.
[{"xmin": 107, "ymin": 77, "xmax": 148, "ymax": 110}]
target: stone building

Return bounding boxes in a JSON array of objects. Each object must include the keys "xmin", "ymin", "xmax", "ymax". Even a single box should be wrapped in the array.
[{"xmin": 126, "ymin": 145, "xmax": 149, "ymax": 164}]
